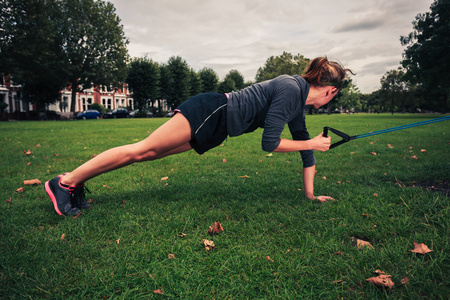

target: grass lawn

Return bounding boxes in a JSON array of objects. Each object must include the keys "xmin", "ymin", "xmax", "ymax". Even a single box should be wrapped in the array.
[{"xmin": 0, "ymin": 114, "xmax": 449, "ymax": 299}]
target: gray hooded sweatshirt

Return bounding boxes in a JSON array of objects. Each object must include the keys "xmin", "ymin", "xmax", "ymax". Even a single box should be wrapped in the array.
[{"xmin": 227, "ymin": 75, "xmax": 315, "ymax": 168}]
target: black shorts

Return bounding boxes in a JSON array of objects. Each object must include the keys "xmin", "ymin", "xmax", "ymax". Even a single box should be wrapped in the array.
[{"xmin": 175, "ymin": 93, "xmax": 228, "ymax": 154}]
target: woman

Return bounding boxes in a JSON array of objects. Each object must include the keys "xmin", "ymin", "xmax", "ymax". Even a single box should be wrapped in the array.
[{"xmin": 45, "ymin": 57, "xmax": 354, "ymax": 217}]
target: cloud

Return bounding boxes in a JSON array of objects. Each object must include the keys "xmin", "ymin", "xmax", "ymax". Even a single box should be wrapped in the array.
[
  {"xmin": 109, "ymin": 0, "xmax": 435, "ymax": 93},
  {"xmin": 332, "ymin": 16, "xmax": 386, "ymax": 33}
]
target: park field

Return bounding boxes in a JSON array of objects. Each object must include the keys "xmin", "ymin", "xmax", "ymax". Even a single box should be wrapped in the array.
[{"xmin": 0, "ymin": 114, "xmax": 449, "ymax": 299}]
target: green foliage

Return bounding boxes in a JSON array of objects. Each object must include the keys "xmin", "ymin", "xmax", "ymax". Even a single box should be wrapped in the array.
[
  {"xmin": 199, "ymin": 67, "xmax": 219, "ymax": 93},
  {"xmin": 0, "ymin": 115, "xmax": 448, "ymax": 298},
  {"xmin": 189, "ymin": 68, "xmax": 203, "ymax": 97},
  {"xmin": 379, "ymin": 69, "xmax": 409, "ymax": 114},
  {"xmin": 255, "ymin": 51, "xmax": 310, "ymax": 82},
  {"xmin": 127, "ymin": 57, "xmax": 160, "ymax": 110},
  {"xmin": 0, "ymin": 0, "xmax": 129, "ymax": 112},
  {"xmin": 165, "ymin": 56, "xmax": 191, "ymax": 109},
  {"xmin": 89, "ymin": 102, "xmax": 106, "ymax": 114},
  {"xmin": 0, "ymin": 0, "xmax": 68, "ymax": 107},
  {"xmin": 60, "ymin": 0, "xmax": 129, "ymax": 112},
  {"xmin": 218, "ymin": 76, "xmax": 236, "ymax": 93},
  {"xmin": 332, "ymin": 80, "xmax": 363, "ymax": 113},
  {"xmin": 401, "ymin": 0, "xmax": 450, "ymax": 113},
  {"xmin": 225, "ymin": 69, "xmax": 245, "ymax": 90}
]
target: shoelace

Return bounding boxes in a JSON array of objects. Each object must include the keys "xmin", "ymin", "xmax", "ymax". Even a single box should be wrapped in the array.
[{"xmin": 69, "ymin": 185, "xmax": 91, "ymax": 209}]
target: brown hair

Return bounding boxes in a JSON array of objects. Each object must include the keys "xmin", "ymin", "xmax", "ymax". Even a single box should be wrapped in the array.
[{"xmin": 301, "ymin": 57, "xmax": 355, "ymax": 88}]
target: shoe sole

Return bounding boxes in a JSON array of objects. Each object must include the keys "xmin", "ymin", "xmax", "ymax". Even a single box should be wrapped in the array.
[
  {"xmin": 45, "ymin": 180, "xmax": 64, "ymax": 216},
  {"xmin": 45, "ymin": 179, "xmax": 81, "ymax": 217}
]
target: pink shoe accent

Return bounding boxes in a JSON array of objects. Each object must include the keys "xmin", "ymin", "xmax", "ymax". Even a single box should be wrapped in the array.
[{"xmin": 45, "ymin": 179, "xmax": 64, "ymax": 216}]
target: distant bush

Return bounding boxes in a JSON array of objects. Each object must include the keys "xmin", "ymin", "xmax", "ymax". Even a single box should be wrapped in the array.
[{"xmin": 89, "ymin": 103, "xmax": 106, "ymax": 114}]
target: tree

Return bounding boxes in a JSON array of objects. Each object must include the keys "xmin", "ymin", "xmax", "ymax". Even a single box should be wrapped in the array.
[
  {"xmin": 401, "ymin": 0, "xmax": 450, "ymax": 113},
  {"xmin": 0, "ymin": 0, "xmax": 129, "ymax": 112},
  {"xmin": 255, "ymin": 52, "xmax": 310, "ymax": 82},
  {"xmin": 323, "ymin": 80, "xmax": 362, "ymax": 114},
  {"xmin": 379, "ymin": 69, "xmax": 408, "ymax": 114},
  {"xmin": 165, "ymin": 56, "xmax": 191, "ymax": 109},
  {"xmin": 189, "ymin": 68, "xmax": 202, "ymax": 97},
  {"xmin": 336, "ymin": 81, "xmax": 363, "ymax": 113},
  {"xmin": 90, "ymin": 102, "xmax": 106, "ymax": 114},
  {"xmin": 0, "ymin": 0, "xmax": 67, "ymax": 109},
  {"xmin": 127, "ymin": 57, "xmax": 160, "ymax": 111},
  {"xmin": 60, "ymin": 0, "xmax": 129, "ymax": 112},
  {"xmin": 226, "ymin": 70, "xmax": 245, "ymax": 90},
  {"xmin": 218, "ymin": 77, "xmax": 236, "ymax": 94},
  {"xmin": 199, "ymin": 67, "xmax": 219, "ymax": 93}
]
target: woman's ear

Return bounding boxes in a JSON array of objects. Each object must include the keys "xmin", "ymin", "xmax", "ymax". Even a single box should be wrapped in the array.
[
  {"xmin": 324, "ymin": 86, "xmax": 337, "ymax": 97},
  {"xmin": 326, "ymin": 87, "xmax": 339, "ymax": 98},
  {"xmin": 331, "ymin": 87, "xmax": 339, "ymax": 95}
]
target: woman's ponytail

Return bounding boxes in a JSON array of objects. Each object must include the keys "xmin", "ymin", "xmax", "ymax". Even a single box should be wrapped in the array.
[{"xmin": 302, "ymin": 57, "xmax": 354, "ymax": 88}]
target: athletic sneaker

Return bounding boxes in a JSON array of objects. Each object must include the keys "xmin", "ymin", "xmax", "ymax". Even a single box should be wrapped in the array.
[
  {"xmin": 61, "ymin": 173, "xmax": 91, "ymax": 210},
  {"xmin": 45, "ymin": 176, "xmax": 81, "ymax": 217},
  {"xmin": 73, "ymin": 183, "xmax": 91, "ymax": 210}
]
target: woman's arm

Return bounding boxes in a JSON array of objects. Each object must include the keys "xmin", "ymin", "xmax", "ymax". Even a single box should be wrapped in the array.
[
  {"xmin": 273, "ymin": 133, "xmax": 330, "ymax": 153},
  {"xmin": 303, "ymin": 165, "xmax": 334, "ymax": 202}
]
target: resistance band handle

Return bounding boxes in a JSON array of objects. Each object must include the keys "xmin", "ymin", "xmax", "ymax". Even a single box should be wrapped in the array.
[{"xmin": 323, "ymin": 127, "xmax": 352, "ymax": 149}]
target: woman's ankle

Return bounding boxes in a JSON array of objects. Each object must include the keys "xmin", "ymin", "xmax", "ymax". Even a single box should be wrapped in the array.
[{"xmin": 60, "ymin": 174, "xmax": 78, "ymax": 187}]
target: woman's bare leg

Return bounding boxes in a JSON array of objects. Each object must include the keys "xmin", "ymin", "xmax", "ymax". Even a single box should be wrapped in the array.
[{"xmin": 61, "ymin": 113, "xmax": 193, "ymax": 186}]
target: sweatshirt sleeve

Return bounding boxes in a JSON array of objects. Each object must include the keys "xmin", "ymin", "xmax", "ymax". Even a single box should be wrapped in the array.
[
  {"xmin": 288, "ymin": 114, "xmax": 316, "ymax": 168},
  {"xmin": 261, "ymin": 84, "xmax": 299, "ymax": 152}
]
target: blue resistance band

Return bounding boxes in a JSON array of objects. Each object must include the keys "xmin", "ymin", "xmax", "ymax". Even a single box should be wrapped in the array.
[{"xmin": 323, "ymin": 115, "xmax": 450, "ymax": 149}]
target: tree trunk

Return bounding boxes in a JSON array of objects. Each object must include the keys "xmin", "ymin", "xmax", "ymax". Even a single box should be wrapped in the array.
[
  {"xmin": 70, "ymin": 83, "xmax": 77, "ymax": 113},
  {"xmin": 442, "ymin": 93, "xmax": 447, "ymax": 114}
]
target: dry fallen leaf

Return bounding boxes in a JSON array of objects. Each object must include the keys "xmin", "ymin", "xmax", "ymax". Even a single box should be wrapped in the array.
[
  {"xmin": 168, "ymin": 253, "xmax": 175, "ymax": 260},
  {"xmin": 366, "ymin": 274, "xmax": 394, "ymax": 289},
  {"xmin": 23, "ymin": 179, "xmax": 41, "ymax": 185},
  {"xmin": 60, "ymin": 233, "xmax": 66, "ymax": 240},
  {"xmin": 266, "ymin": 256, "xmax": 274, "ymax": 262},
  {"xmin": 322, "ymin": 176, "xmax": 327, "ymax": 180},
  {"xmin": 370, "ymin": 152, "xmax": 377, "ymax": 156},
  {"xmin": 332, "ymin": 251, "xmax": 343, "ymax": 256},
  {"xmin": 6, "ymin": 198, "xmax": 12, "ymax": 203},
  {"xmin": 387, "ymin": 144, "xmax": 394, "ymax": 149},
  {"xmin": 357, "ymin": 239, "xmax": 374, "ymax": 249},
  {"xmin": 160, "ymin": 176, "xmax": 169, "ymax": 181},
  {"xmin": 208, "ymin": 221, "xmax": 224, "ymax": 235},
  {"xmin": 102, "ymin": 185, "xmax": 111, "ymax": 189},
  {"xmin": 153, "ymin": 288, "xmax": 163, "ymax": 294},
  {"xmin": 410, "ymin": 155, "xmax": 418, "ymax": 160},
  {"xmin": 203, "ymin": 239, "xmax": 215, "ymax": 250},
  {"xmin": 16, "ymin": 187, "xmax": 25, "ymax": 193},
  {"xmin": 420, "ymin": 149, "xmax": 426, "ymax": 152},
  {"xmin": 410, "ymin": 241, "xmax": 433, "ymax": 254},
  {"xmin": 401, "ymin": 277, "xmax": 410, "ymax": 285},
  {"xmin": 116, "ymin": 238, "xmax": 120, "ymax": 244},
  {"xmin": 222, "ymin": 158, "xmax": 227, "ymax": 163},
  {"xmin": 239, "ymin": 175, "xmax": 250, "ymax": 178},
  {"xmin": 24, "ymin": 149, "xmax": 32, "ymax": 155}
]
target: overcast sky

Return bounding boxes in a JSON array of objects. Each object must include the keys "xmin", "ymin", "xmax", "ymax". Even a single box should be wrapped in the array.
[{"xmin": 108, "ymin": 0, "xmax": 434, "ymax": 94}]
